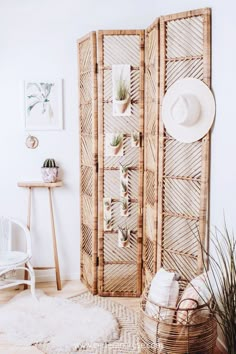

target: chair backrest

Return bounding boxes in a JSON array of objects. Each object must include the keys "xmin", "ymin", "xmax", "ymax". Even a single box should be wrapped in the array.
[{"xmin": 0, "ymin": 217, "xmax": 12, "ymax": 252}]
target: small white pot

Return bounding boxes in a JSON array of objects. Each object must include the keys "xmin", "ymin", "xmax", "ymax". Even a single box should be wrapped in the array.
[
  {"xmin": 41, "ymin": 167, "xmax": 58, "ymax": 183},
  {"xmin": 114, "ymin": 96, "xmax": 129, "ymax": 114}
]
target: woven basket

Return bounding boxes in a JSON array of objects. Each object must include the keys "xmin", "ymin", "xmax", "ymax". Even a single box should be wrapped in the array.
[{"xmin": 139, "ymin": 280, "xmax": 217, "ymax": 354}]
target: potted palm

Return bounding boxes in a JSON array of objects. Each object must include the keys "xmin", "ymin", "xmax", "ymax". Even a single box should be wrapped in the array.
[
  {"xmin": 114, "ymin": 76, "xmax": 129, "ymax": 114},
  {"xmin": 110, "ymin": 134, "xmax": 123, "ymax": 155}
]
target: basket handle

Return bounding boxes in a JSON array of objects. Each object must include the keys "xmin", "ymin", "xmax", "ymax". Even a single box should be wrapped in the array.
[{"xmin": 177, "ymin": 297, "xmax": 199, "ymax": 310}]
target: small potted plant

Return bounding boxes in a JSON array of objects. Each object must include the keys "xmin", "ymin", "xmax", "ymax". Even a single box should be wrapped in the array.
[
  {"xmin": 104, "ymin": 199, "xmax": 111, "ymax": 211},
  {"xmin": 41, "ymin": 158, "xmax": 59, "ymax": 183},
  {"xmin": 120, "ymin": 164, "xmax": 129, "ymax": 178},
  {"xmin": 121, "ymin": 180, "xmax": 128, "ymax": 197},
  {"xmin": 120, "ymin": 198, "xmax": 128, "ymax": 216},
  {"xmin": 132, "ymin": 132, "xmax": 140, "ymax": 147},
  {"xmin": 118, "ymin": 226, "xmax": 130, "ymax": 248},
  {"xmin": 104, "ymin": 216, "xmax": 112, "ymax": 231},
  {"xmin": 110, "ymin": 134, "xmax": 123, "ymax": 155},
  {"xmin": 114, "ymin": 75, "xmax": 129, "ymax": 114}
]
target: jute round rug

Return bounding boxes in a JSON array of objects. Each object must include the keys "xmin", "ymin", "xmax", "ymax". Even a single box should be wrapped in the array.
[{"xmin": 36, "ymin": 291, "xmax": 139, "ymax": 354}]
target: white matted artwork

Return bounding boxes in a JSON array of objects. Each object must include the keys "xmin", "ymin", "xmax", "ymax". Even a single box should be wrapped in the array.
[
  {"xmin": 112, "ymin": 65, "xmax": 131, "ymax": 117},
  {"xmin": 24, "ymin": 79, "xmax": 63, "ymax": 130},
  {"xmin": 105, "ymin": 133, "xmax": 123, "ymax": 156}
]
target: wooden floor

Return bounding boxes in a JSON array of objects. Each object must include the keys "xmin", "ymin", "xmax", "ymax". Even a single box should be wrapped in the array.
[{"xmin": 0, "ymin": 280, "xmax": 222, "ymax": 354}]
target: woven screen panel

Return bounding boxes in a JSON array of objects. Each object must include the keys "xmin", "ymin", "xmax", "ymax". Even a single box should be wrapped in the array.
[
  {"xmin": 98, "ymin": 31, "xmax": 144, "ymax": 296},
  {"xmin": 78, "ymin": 32, "xmax": 98, "ymax": 294},
  {"xmin": 143, "ymin": 20, "xmax": 159, "ymax": 285},
  {"xmin": 157, "ymin": 9, "xmax": 211, "ymax": 280}
]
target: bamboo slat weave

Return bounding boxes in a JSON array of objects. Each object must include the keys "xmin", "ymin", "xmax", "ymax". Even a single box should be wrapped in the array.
[
  {"xmin": 98, "ymin": 30, "xmax": 145, "ymax": 296},
  {"xmin": 78, "ymin": 32, "xmax": 98, "ymax": 294},
  {"xmin": 157, "ymin": 9, "xmax": 211, "ymax": 280},
  {"xmin": 143, "ymin": 19, "xmax": 159, "ymax": 286}
]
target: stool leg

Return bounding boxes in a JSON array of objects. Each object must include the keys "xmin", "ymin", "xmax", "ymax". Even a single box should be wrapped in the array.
[
  {"xmin": 48, "ymin": 187, "xmax": 61, "ymax": 290},
  {"xmin": 24, "ymin": 187, "xmax": 32, "ymax": 290}
]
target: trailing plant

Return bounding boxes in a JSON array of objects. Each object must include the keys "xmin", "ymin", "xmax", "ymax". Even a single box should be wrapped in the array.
[
  {"xmin": 42, "ymin": 158, "xmax": 58, "ymax": 168},
  {"xmin": 110, "ymin": 134, "xmax": 122, "ymax": 147},
  {"xmin": 115, "ymin": 76, "xmax": 128, "ymax": 101}
]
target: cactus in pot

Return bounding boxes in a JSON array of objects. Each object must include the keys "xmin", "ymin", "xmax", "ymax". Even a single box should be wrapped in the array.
[{"xmin": 41, "ymin": 158, "xmax": 59, "ymax": 183}]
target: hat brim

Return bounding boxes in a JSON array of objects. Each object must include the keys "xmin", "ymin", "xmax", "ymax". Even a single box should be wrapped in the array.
[{"xmin": 162, "ymin": 78, "xmax": 216, "ymax": 143}]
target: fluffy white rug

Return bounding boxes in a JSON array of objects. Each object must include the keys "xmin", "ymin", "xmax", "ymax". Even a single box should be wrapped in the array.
[{"xmin": 0, "ymin": 290, "xmax": 119, "ymax": 351}]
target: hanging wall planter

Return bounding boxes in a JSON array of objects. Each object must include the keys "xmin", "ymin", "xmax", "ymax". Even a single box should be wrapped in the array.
[
  {"xmin": 131, "ymin": 131, "xmax": 140, "ymax": 147},
  {"xmin": 118, "ymin": 227, "xmax": 130, "ymax": 248},
  {"xmin": 112, "ymin": 65, "xmax": 131, "ymax": 116},
  {"xmin": 120, "ymin": 164, "xmax": 129, "ymax": 178},
  {"xmin": 120, "ymin": 197, "xmax": 129, "ymax": 216},
  {"xmin": 107, "ymin": 133, "xmax": 123, "ymax": 156},
  {"xmin": 104, "ymin": 198, "xmax": 112, "ymax": 231},
  {"xmin": 121, "ymin": 180, "xmax": 128, "ymax": 197}
]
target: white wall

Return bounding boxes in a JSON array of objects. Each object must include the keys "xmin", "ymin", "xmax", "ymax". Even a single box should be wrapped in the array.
[{"xmin": 0, "ymin": 0, "xmax": 235, "ymax": 284}]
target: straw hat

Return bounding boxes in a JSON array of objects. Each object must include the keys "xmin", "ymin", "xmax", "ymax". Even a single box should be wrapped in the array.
[{"xmin": 162, "ymin": 78, "xmax": 215, "ymax": 143}]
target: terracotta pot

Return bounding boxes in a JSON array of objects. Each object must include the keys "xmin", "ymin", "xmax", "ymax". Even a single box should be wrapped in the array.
[{"xmin": 41, "ymin": 167, "xmax": 58, "ymax": 183}]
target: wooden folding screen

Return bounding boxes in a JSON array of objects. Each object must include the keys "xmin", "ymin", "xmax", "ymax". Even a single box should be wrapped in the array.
[
  {"xmin": 97, "ymin": 30, "xmax": 145, "ymax": 296},
  {"xmin": 78, "ymin": 32, "xmax": 98, "ymax": 294},
  {"xmin": 157, "ymin": 9, "xmax": 211, "ymax": 280},
  {"xmin": 78, "ymin": 8, "xmax": 211, "ymax": 296},
  {"xmin": 143, "ymin": 20, "xmax": 159, "ymax": 284}
]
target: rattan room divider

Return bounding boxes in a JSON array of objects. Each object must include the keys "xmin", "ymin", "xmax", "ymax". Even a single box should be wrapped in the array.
[
  {"xmin": 78, "ymin": 32, "xmax": 98, "ymax": 294},
  {"xmin": 78, "ymin": 8, "xmax": 211, "ymax": 296}
]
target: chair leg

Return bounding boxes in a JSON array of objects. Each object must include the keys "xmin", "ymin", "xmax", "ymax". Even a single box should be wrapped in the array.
[
  {"xmin": 26, "ymin": 261, "xmax": 36, "ymax": 299},
  {"xmin": 24, "ymin": 263, "xmax": 28, "ymax": 290}
]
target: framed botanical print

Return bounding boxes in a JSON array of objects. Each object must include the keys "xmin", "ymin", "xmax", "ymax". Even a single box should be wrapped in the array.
[{"xmin": 24, "ymin": 79, "xmax": 63, "ymax": 130}]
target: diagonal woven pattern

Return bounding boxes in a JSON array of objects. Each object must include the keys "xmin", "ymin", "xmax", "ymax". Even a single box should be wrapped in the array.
[
  {"xmin": 143, "ymin": 21, "xmax": 159, "ymax": 285},
  {"xmin": 157, "ymin": 9, "xmax": 211, "ymax": 280},
  {"xmin": 98, "ymin": 31, "xmax": 144, "ymax": 296},
  {"xmin": 78, "ymin": 33, "xmax": 98, "ymax": 294},
  {"xmin": 36, "ymin": 291, "xmax": 139, "ymax": 354}
]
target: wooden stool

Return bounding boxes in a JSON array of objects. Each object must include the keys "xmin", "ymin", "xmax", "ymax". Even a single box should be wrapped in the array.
[{"xmin": 18, "ymin": 181, "xmax": 63, "ymax": 290}]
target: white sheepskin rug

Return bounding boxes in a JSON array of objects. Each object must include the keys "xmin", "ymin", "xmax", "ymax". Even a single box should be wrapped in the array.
[{"xmin": 0, "ymin": 290, "xmax": 120, "ymax": 351}]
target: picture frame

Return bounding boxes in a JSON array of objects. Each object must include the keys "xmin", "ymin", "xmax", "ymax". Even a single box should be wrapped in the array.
[{"xmin": 24, "ymin": 79, "xmax": 63, "ymax": 130}]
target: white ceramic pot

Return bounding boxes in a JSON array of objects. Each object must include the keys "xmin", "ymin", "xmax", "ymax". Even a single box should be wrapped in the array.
[
  {"xmin": 110, "ymin": 142, "xmax": 122, "ymax": 155},
  {"xmin": 114, "ymin": 96, "xmax": 129, "ymax": 114},
  {"xmin": 41, "ymin": 167, "xmax": 58, "ymax": 183}
]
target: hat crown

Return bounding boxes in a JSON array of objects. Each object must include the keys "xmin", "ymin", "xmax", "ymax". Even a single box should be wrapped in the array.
[{"xmin": 170, "ymin": 94, "xmax": 201, "ymax": 127}]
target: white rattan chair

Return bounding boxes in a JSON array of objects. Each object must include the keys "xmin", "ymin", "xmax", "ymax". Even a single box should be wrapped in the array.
[{"xmin": 0, "ymin": 216, "xmax": 35, "ymax": 297}]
